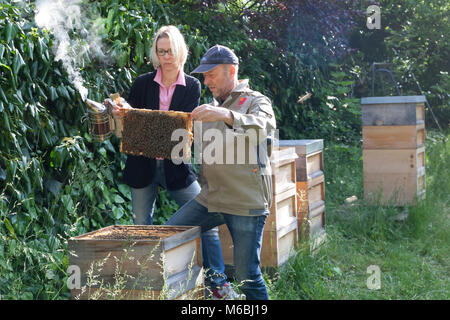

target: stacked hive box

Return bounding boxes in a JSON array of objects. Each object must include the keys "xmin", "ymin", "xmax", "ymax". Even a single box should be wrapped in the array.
[
  {"xmin": 278, "ymin": 140, "xmax": 326, "ymax": 249},
  {"xmin": 68, "ymin": 225, "xmax": 204, "ymax": 300},
  {"xmin": 361, "ymin": 96, "xmax": 426, "ymax": 205},
  {"xmin": 218, "ymin": 147, "xmax": 299, "ymax": 269}
]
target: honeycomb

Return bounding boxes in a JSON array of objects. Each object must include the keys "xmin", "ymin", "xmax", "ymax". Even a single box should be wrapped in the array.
[{"xmin": 120, "ymin": 109, "xmax": 193, "ymax": 160}]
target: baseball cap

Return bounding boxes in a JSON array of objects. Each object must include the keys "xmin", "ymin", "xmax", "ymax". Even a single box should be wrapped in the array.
[{"xmin": 191, "ymin": 44, "xmax": 239, "ymax": 74}]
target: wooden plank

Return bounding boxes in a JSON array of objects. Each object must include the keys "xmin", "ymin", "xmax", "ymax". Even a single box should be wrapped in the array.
[
  {"xmin": 295, "ymin": 155, "xmax": 308, "ymax": 181},
  {"xmin": 220, "ymin": 220, "xmax": 298, "ymax": 269},
  {"xmin": 70, "ymin": 265, "xmax": 204, "ymax": 300},
  {"xmin": 361, "ymin": 97, "xmax": 425, "ymax": 126},
  {"xmin": 309, "ymin": 202, "xmax": 325, "ymax": 219},
  {"xmin": 362, "ymin": 124, "xmax": 425, "ymax": 149},
  {"xmin": 271, "ymin": 161, "xmax": 296, "ymax": 195},
  {"xmin": 306, "ymin": 151, "xmax": 323, "ymax": 177},
  {"xmin": 68, "ymin": 238, "xmax": 166, "ymax": 284},
  {"xmin": 68, "ymin": 225, "xmax": 203, "ymax": 299},
  {"xmin": 295, "ymin": 152, "xmax": 324, "ymax": 182},
  {"xmin": 363, "ymin": 147, "xmax": 425, "ymax": 174},
  {"xmin": 161, "ymin": 226, "xmax": 201, "ymax": 251},
  {"xmin": 417, "ymin": 174, "xmax": 426, "ymax": 194},
  {"xmin": 364, "ymin": 172, "xmax": 423, "ymax": 205},
  {"xmin": 278, "ymin": 140, "xmax": 324, "ymax": 182},
  {"xmin": 298, "ymin": 203, "xmax": 325, "ymax": 241},
  {"xmin": 308, "ymin": 182, "xmax": 324, "ymax": 205},
  {"xmin": 279, "ymin": 139, "xmax": 324, "ymax": 155},
  {"xmin": 260, "ymin": 221, "xmax": 298, "ymax": 268},
  {"xmin": 310, "ymin": 230, "xmax": 327, "ymax": 253},
  {"xmin": 307, "ymin": 171, "xmax": 324, "ymax": 188},
  {"xmin": 309, "ymin": 213, "xmax": 325, "ymax": 238},
  {"xmin": 417, "ymin": 149, "xmax": 425, "ymax": 169},
  {"xmin": 266, "ymin": 187, "xmax": 297, "ymax": 231},
  {"xmin": 277, "ymin": 228, "xmax": 297, "ymax": 265},
  {"xmin": 361, "ymin": 95, "xmax": 426, "ymax": 105},
  {"xmin": 296, "ymin": 181, "xmax": 309, "ymax": 214},
  {"xmin": 270, "ymin": 147, "xmax": 298, "ymax": 168},
  {"xmin": 295, "ymin": 178, "xmax": 325, "ymax": 212},
  {"xmin": 416, "ymin": 104, "xmax": 425, "ymax": 122},
  {"xmin": 164, "ymin": 239, "xmax": 199, "ymax": 277}
]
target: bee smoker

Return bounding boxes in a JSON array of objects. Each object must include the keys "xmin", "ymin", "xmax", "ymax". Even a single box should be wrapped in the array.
[
  {"xmin": 84, "ymin": 94, "xmax": 129, "ymax": 141},
  {"xmin": 84, "ymin": 99, "xmax": 113, "ymax": 142}
]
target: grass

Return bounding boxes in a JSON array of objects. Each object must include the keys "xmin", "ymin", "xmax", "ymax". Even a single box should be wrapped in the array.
[{"xmin": 267, "ymin": 130, "xmax": 449, "ymax": 300}]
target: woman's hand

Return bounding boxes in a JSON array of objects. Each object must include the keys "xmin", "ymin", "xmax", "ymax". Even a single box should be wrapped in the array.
[{"xmin": 108, "ymin": 99, "xmax": 131, "ymax": 138}]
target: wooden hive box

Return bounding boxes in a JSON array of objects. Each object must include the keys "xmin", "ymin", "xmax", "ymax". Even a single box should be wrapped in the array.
[
  {"xmin": 218, "ymin": 220, "xmax": 298, "ymax": 270},
  {"xmin": 361, "ymin": 96, "xmax": 425, "ymax": 127},
  {"xmin": 361, "ymin": 96, "xmax": 426, "ymax": 205},
  {"xmin": 218, "ymin": 147, "xmax": 299, "ymax": 270},
  {"xmin": 363, "ymin": 146, "xmax": 426, "ymax": 204},
  {"xmin": 68, "ymin": 225, "xmax": 204, "ymax": 300},
  {"xmin": 362, "ymin": 123, "xmax": 425, "ymax": 149},
  {"xmin": 278, "ymin": 140, "xmax": 326, "ymax": 247},
  {"xmin": 266, "ymin": 147, "xmax": 298, "ymax": 231}
]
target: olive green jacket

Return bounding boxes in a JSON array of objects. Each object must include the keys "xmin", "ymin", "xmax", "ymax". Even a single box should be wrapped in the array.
[{"xmin": 195, "ymin": 79, "xmax": 277, "ymax": 216}]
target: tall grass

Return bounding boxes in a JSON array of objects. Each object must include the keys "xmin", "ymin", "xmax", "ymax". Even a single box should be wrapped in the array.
[{"xmin": 268, "ymin": 130, "xmax": 449, "ymax": 300}]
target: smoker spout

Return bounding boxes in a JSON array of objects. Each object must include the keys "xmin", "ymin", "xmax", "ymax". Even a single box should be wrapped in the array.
[{"xmin": 85, "ymin": 98, "xmax": 106, "ymax": 112}]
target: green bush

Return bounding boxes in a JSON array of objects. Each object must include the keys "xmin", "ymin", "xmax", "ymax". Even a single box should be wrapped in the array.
[{"xmin": 0, "ymin": 0, "xmax": 448, "ymax": 299}]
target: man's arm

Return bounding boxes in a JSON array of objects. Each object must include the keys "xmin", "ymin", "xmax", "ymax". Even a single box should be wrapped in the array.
[
  {"xmin": 192, "ymin": 104, "xmax": 234, "ymax": 126},
  {"xmin": 229, "ymin": 95, "xmax": 276, "ymax": 133}
]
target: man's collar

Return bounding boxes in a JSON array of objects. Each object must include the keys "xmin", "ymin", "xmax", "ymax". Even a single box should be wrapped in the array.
[
  {"xmin": 232, "ymin": 79, "xmax": 249, "ymax": 93},
  {"xmin": 214, "ymin": 79, "xmax": 249, "ymax": 106}
]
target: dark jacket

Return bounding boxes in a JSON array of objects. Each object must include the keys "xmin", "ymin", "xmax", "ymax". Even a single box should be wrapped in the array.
[{"xmin": 123, "ymin": 70, "xmax": 201, "ymax": 190}]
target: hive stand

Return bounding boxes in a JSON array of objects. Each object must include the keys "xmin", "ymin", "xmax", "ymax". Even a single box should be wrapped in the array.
[{"xmin": 361, "ymin": 96, "xmax": 426, "ymax": 205}]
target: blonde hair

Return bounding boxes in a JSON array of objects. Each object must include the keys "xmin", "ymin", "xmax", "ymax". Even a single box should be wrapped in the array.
[{"xmin": 150, "ymin": 25, "xmax": 188, "ymax": 69}]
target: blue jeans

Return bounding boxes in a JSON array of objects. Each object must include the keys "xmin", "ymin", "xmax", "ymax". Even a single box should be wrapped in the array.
[
  {"xmin": 130, "ymin": 160, "xmax": 226, "ymax": 288},
  {"xmin": 165, "ymin": 199, "xmax": 269, "ymax": 300}
]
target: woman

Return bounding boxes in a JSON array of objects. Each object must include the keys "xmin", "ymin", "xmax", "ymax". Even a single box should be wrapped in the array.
[
  {"xmin": 113, "ymin": 26, "xmax": 238, "ymax": 299},
  {"xmin": 120, "ymin": 25, "xmax": 201, "ymax": 223}
]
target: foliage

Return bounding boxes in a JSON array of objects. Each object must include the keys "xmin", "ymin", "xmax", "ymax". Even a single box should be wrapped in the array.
[
  {"xmin": 268, "ymin": 131, "xmax": 449, "ymax": 300},
  {"xmin": 348, "ymin": 0, "xmax": 449, "ymax": 128},
  {"xmin": 0, "ymin": 0, "xmax": 448, "ymax": 299},
  {"xmin": 166, "ymin": 0, "xmax": 363, "ymax": 142}
]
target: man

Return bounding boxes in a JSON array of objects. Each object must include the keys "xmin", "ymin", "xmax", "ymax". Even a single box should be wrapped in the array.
[{"xmin": 165, "ymin": 45, "xmax": 276, "ymax": 300}]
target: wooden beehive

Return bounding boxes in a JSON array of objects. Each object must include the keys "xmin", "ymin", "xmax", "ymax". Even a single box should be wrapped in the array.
[
  {"xmin": 278, "ymin": 139, "xmax": 326, "ymax": 248},
  {"xmin": 121, "ymin": 109, "xmax": 193, "ymax": 160},
  {"xmin": 361, "ymin": 96, "xmax": 426, "ymax": 205},
  {"xmin": 218, "ymin": 147, "xmax": 299, "ymax": 269},
  {"xmin": 266, "ymin": 147, "xmax": 298, "ymax": 231},
  {"xmin": 68, "ymin": 225, "xmax": 203, "ymax": 300}
]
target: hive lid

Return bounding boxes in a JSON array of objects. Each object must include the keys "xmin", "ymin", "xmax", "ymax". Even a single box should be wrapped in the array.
[
  {"xmin": 270, "ymin": 146, "xmax": 298, "ymax": 165},
  {"xmin": 278, "ymin": 139, "xmax": 323, "ymax": 155},
  {"xmin": 361, "ymin": 95, "xmax": 426, "ymax": 105}
]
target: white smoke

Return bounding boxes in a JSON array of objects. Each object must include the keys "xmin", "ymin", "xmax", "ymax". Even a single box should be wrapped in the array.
[{"xmin": 35, "ymin": 0, "xmax": 107, "ymax": 101}]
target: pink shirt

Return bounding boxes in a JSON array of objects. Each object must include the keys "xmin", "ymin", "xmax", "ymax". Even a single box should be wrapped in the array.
[
  {"xmin": 153, "ymin": 67, "xmax": 186, "ymax": 160},
  {"xmin": 153, "ymin": 67, "xmax": 186, "ymax": 111}
]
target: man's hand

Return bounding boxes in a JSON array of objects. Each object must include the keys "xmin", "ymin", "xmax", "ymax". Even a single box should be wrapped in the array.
[{"xmin": 192, "ymin": 104, "xmax": 234, "ymax": 126}]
